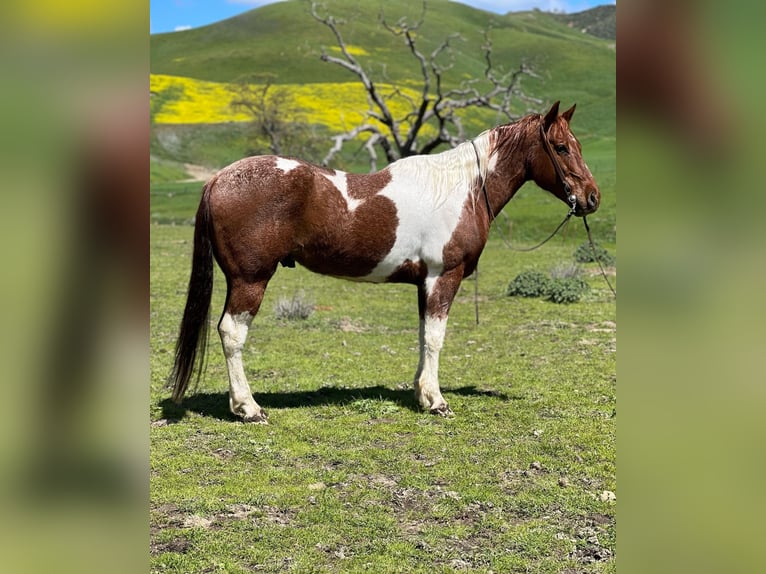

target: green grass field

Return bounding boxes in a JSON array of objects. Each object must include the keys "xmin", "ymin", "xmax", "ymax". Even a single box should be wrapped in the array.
[{"xmin": 150, "ymin": 142, "xmax": 615, "ymax": 571}]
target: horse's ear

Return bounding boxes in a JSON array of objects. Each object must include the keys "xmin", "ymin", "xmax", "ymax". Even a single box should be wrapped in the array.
[
  {"xmin": 543, "ymin": 101, "xmax": 560, "ymax": 131},
  {"xmin": 561, "ymin": 103, "xmax": 576, "ymax": 124}
]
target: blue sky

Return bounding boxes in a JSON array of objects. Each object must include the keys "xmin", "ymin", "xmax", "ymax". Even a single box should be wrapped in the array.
[{"xmin": 151, "ymin": 0, "xmax": 615, "ymax": 34}]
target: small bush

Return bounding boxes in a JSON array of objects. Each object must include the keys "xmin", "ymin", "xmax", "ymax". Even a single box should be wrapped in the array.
[
  {"xmin": 546, "ymin": 277, "xmax": 590, "ymax": 304},
  {"xmin": 507, "ymin": 265, "xmax": 593, "ymax": 304},
  {"xmin": 274, "ymin": 291, "xmax": 314, "ymax": 320},
  {"xmin": 574, "ymin": 242, "xmax": 615, "ymax": 266},
  {"xmin": 506, "ymin": 270, "xmax": 552, "ymax": 298}
]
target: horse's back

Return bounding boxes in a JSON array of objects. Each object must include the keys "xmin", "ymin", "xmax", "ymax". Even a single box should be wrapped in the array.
[{"xmin": 207, "ymin": 156, "xmax": 307, "ymax": 206}]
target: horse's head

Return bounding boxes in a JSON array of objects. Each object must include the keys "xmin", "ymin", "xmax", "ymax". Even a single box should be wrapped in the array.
[{"xmin": 531, "ymin": 101, "xmax": 600, "ymax": 217}]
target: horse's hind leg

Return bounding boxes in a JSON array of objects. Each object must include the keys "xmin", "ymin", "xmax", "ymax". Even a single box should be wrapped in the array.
[{"xmin": 219, "ymin": 279, "xmax": 270, "ymax": 423}]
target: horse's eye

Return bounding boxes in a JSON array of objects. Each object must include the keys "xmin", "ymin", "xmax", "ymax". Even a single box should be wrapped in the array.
[{"xmin": 555, "ymin": 144, "xmax": 568, "ymax": 155}]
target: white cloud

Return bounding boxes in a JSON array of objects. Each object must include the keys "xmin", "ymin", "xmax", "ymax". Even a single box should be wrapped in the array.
[{"xmin": 174, "ymin": 25, "xmax": 192, "ymax": 32}]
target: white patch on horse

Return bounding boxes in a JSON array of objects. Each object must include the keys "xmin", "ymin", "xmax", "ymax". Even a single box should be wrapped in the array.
[
  {"xmin": 363, "ymin": 133, "xmax": 492, "ymax": 281},
  {"xmin": 469, "ymin": 131, "xmax": 495, "ymax": 212},
  {"xmin": 484, "ymin": 136, "xmax": 497, "ymax": 179},
  {"xmin": 321, "ymin": 170, "xmax": 361, "ymax": 212},
  {"xmin": 275, "ymin": 157, "xmax": 300, "ymax": 174}
]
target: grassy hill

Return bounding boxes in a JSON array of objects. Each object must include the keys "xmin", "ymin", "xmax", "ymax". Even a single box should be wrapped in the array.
[
  {"xmin": 553, "ymin": 5, "xmax": 616, "ymax": 40},
  {"xmin": 150, "ymin": 0, "xmax": 615, "ymax": 177}
]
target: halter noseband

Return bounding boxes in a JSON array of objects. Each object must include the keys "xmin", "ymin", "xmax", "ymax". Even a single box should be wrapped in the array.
[{"xmin": 538, "ymin": 121, "xmax": 576, "ymax": 214}]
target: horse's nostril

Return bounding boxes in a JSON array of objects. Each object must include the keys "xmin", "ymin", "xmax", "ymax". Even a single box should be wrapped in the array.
[{"xmin": 588, "ymin": 191, "xmax": 598, "ymax": 208}]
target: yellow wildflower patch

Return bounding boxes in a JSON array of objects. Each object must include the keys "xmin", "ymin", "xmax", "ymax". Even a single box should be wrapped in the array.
[
  {"xmin": 151, "ymin": 74, "xmax": 434, "ymax": 137},
  {"xmin": 151, "ymin": 75, "xmax": 251, "ymax": 124},
  {"xmin": 329, "ymin": 45, "xmax": 370, "ymax": 57}
]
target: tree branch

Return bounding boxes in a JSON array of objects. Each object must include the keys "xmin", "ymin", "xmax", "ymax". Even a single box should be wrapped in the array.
[
  {"xmin": 311, "ymin": 2, "xmax": 402, "ymax": 156},
  {"xmin": 311, "ymin": 0, "xmax": 538, "ymax": 168}
]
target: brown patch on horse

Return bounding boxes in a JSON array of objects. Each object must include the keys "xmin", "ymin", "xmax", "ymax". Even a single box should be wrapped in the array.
[
  {"xmin": 346, "ymin": 170, "xmax": 393, "ymax": 200},
  {"xmin": 441, "ymin": 194, "xmax": 490, "ymax": 281},
  {"xmin": 422, "ymin": 193, "xmax": 491, "ymax": 322},
  {"xmin": 425, "ymin": 119, "xmax": 538, "ymax": 320},
  {"xmin": 386, "ymin": 258, "xmax": 428, "ymax": 285},
  {"xmin": 426, "ymin": 269, "xmax": 464, "ymax": 319},
  {"xmin": 206, "ymin": 157, "xmax": 401, "ymax": 281},
  {"xmin": 290, "ymin": 167, "xmax": 398, "ymax": 278},
  {"xmin": 486, "ymin": 117, "xmax": 537, "ymax": 201},
  {"xmin": 206, "ymin": 158, "xmax": 325, "ymax": 299},
  {"xmin": 435, "ymin": 120, "xmax": 531, "ymax": 286}
]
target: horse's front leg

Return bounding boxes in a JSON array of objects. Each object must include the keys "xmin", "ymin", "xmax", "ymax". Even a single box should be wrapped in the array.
[{"xmin": 415, "ymin": 270, "xmax": 462, "ymax": 416}]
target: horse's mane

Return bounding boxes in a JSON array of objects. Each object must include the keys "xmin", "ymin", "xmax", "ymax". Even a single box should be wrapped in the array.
[
  {"xmin": 387, "ymin": 113, "xmax": 541, "ymax": 208},
  {"xmin": 490, "ymin": 113, "xmax": 542, "ymax": 157}
]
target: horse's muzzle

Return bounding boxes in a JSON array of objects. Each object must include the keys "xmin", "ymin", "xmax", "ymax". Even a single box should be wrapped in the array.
[{"xmin": 576, "ymin": 189, "xmax": 600, "ymax": 216}]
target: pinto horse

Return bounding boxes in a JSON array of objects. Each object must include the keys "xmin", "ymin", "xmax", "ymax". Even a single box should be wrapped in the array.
[{"xmin": 169, "ymin": 101, "xmax": 599, "ymax": 423}]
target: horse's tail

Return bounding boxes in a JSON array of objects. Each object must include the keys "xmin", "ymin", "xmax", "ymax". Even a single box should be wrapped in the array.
[{"xmin": 169, "ymin": 180, "xmax": 216, "ymax": 403}]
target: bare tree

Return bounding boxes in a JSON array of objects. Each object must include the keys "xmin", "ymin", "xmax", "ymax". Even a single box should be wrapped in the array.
[
  {"xmin": 231, "ymin": 74, "xmax": 323, "ymax": 159},
  {"xmin": 310, "ymin": 0, "xmax": 541, "ymax": 170}
]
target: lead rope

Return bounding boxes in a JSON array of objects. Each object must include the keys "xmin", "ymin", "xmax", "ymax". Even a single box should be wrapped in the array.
[{"xmin": 583, "ymin": 215, "xmax": 617, "ymax": 299}]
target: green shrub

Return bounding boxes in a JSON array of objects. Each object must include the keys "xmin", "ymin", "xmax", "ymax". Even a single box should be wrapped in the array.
[
  {"xmin": 546, "ymin": 277, "xmax": 590, "ymax": 304},
  {"xmin": 574, "ymin": 242, "xmax": 615, "ymax": 266},
  {"xmin": 506, "ymin": 270, "xmax": 552, "ymax": 298},
  {"xmin": 508, "ymin": 265, "xmax": 593, "ymax": 304}
]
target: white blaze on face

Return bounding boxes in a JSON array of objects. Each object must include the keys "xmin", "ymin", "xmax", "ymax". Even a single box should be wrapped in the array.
[
  {"xmin": 275, "ymin": 157, "xmax": 300, "ymax": 174},
  {"xmin": 321, "ymin": 170, "xmax": 361, "ymax": 212}
]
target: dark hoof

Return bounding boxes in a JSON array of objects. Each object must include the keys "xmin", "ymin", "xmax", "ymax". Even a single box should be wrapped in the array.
[
  {"xmin": 242, "ymin": 409, "xmax": 269, "ymax": 424},
  {"xmin": 429, "ymin": 404, "xmax": 453, "ymax": 417}
]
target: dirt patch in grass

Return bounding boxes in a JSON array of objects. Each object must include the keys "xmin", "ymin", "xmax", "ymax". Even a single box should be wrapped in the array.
[
  {"xmin": 564, "ymin": 513, "xmax": 616, "ymax": 565},
  {"xmin": 571, "ymin": 525, "xmax": 614, "ymax": 564},
  {"xmin": 150, "ymin": 536, "xmax": 191, "ymax": 556},
  {"xmin": 150, "ymin": 500, "xmax": 299, "ymax": 559},
  {"xmin": 150, "ymin": 503, "xmax": 192, "ymax": 556},
  {"xmin": 337, "ymin": 317, "xmax": 370, "ymax": 333}
]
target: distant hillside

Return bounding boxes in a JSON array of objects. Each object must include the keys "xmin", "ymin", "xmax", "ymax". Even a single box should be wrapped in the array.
[
  {"xmin": 553, "ymin": 5, "xmax": 616, "ymax": 41},
  {"xmin": 150, "ymin": 0, "xmax": 614, "ymax": 101},
  {"xmin": 150, "ymin": 0, "xmax": 614, "ymax": 174}
]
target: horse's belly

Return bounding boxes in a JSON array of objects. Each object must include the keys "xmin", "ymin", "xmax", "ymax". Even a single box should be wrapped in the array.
[
  {"xmin": 294, "ymin": 228, "xmax": 424, "ymax": 284},
  {"xmin": 294, "ymin": 248, "xmax": 388, "ymax": 282}
]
